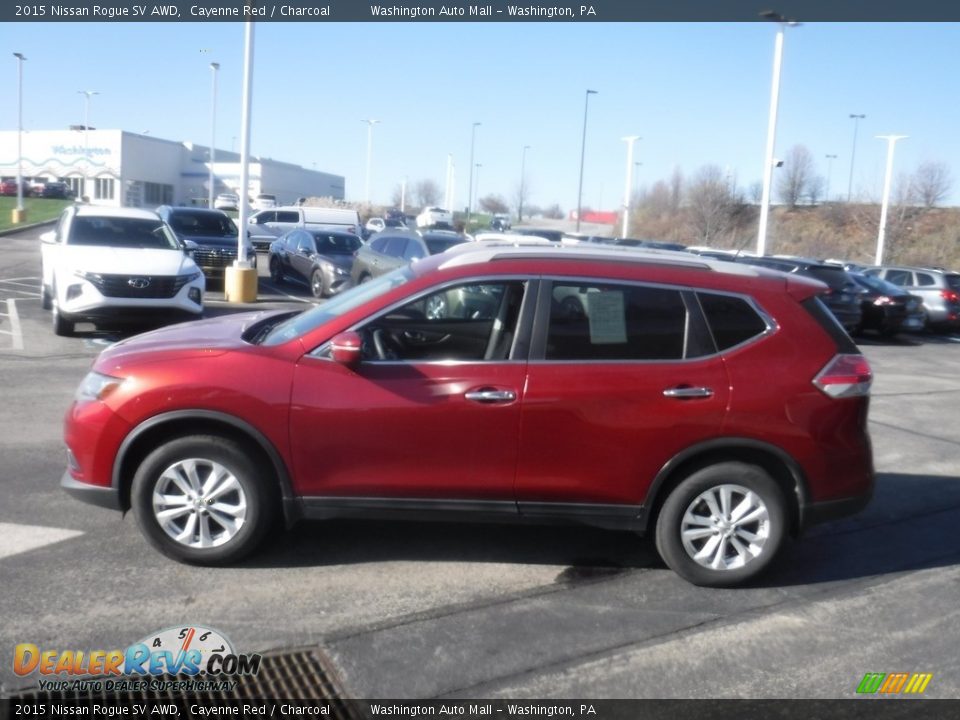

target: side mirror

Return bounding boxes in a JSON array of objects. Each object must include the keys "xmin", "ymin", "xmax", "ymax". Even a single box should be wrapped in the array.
[
  {"xmin": 182, "ymin": 239, "xmax": 198, "ymax": 256},
  {"xmin": 40, "ymin": 230, "xmax": 57, "ymax": 245},
  {"xmin": 330, "ymin": 331, "xmax": 362, "ymax": 369}
]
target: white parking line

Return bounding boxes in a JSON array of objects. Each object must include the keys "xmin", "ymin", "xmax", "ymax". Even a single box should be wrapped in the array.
[
  {"xmin": 0, "ymin": 299, "xmax": 24, "ymax": 350},
  {"xmin": 0, "ymin": 522, "xmax": 84, "ymax": 561}
]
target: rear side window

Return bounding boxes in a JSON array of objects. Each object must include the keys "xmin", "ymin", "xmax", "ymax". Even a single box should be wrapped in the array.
[
  {"xmin": 544, "ymin": 282, "xmax": 688, "ymax": 361},
  {"xmin": 383, "ymin": 237, "xmax": 408, "ymax": 257},
  {"xmin": 884, "ymin": 269, "xmax": 912, "ymax": 286},
  {"xmin": 698, "ymin": 293, "xmax": 768, "ymax": 350},
  {"xmin": 916, "ymin": 273, "xmax": 936, "ymax": 287},
  {"xmin": 947, "ymin": 275, "xmax": 960, "ymax": 291},
  {"xmin": 276, "ymin": 211, "xmax": 300, "ymax": 224}
]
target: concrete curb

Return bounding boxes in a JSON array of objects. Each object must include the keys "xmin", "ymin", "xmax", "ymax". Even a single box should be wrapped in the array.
[{"xmin": 0, "ymin": 218, "xmax": 56, "ymax": 237}]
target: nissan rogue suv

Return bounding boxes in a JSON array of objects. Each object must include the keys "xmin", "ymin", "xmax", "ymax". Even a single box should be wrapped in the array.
[{"xmin": 60, "ymin": 243, "xmax": 873, "ymax": 587}]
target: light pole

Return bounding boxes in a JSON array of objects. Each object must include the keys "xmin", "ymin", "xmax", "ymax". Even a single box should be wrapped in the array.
[
  {"xmin": 362, "ymin": 119, "xmax": 380, "ymax": 204},
  {"xmin": 78, "ymin": 90, "xmax": 100, "ymax": 201},
  {"xmin": 576, "ymin": 89, "xmax": 598, "ymax": 232},
  {"xmin": 756, "ymin": 12, "xmax": 800, "ymax": 256},
  {"xmin": 847, "ymin": 114, "xmax": 866, "ymax": 202},
  {"xmin": 13, "ymin": 53, "xmax": 26, "ymax": 223},
  {"xmin": 208, "ymin": 61, "xmax": 220, "ymax": 209},
  {"xmin": 620, "ymin": 135, "xmax": 640, "ymax": 238},
  {"xmin": 824, "ymin": 153, "xmax": 838, "ymax": 202},
  {"xmin": 401, "ymin": 176, "xmax": 407, "ymax": 213},
  {"xmin": 519, "ymin": 144, "xmax": 530, "ymax": 222},
  {"xmin": 875, "ymin": 135, "xmax": 907, "ymax": 266},
  {"xmin": 467, "ymin": 122, "xmax": 481, "ymax": 220},
  {"xmin": 474, "ymin": 163, "xmax": 482, "ymax": 208}
]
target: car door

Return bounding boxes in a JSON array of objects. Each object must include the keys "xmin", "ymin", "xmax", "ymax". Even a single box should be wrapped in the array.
[
  {"xmin": 515, "ymin": 278, "xmax": 730, "ymax": 513},
  {"xmin": 288, "ymin": 278, "xmax": 532, "ymax": 504},
  {"xmin": 289, "ymin": 232, "xmax": 316, "ymax": 282}
]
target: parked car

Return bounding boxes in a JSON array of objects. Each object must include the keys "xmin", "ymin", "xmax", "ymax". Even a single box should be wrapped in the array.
[
  {"xmin": 251, "ymin": 193, "xmax": 278, "ymax": 211},
  {"xmin": 385, "ymin": 208, "xmax": 406, "ymax": 222},
  {"xmin": 365, "ymin": 217, "xmax": 386, "ymax": 233},
  {"xmin": 862, "ymin": 265, "xmax": 960, "ymax": 331},
  {"xmin": 157, "ymin": 206, "xmax": 255, "ymax": 280},
  {"xmin": 415, "ymin": 206, "xmax": 453, "ymax": 228},
  {"xmin": 214, "ymin": 192, "xmax": 240, "ymax": 211},
  {"xmin": 248, "ymin": 206, "xmax": 362, "ymax": 251},
  {"xmin": 735, "ymin": 256, "xmax": 863, "ymax": 333},
  {"xmin": 60, "ymin": 243, "xmax": 873, "ymax": 587},
  {"xmin": 848, "ymin": 272, "xmax": 925, "ymax": 337},
  {"xmin": 268, "ymin": 228, "xmax": 362, "ymax": 298},
  {"xmin": 511, "ymin": 227, "xmax": 564, "ymax": 243},
  {"xmin": 38, "ymin": 181, "xmax": 72, "ymax": 199},
  {"xmin": 0, "ymin": 179, "xmax": 30, "ymax": 196},
  {"xmin": 39, "ymin": 206, "xmax": 205, "ymax": 336},
  {"xmin": 351, "ymin": 229, "xmax": 469, "ymax": 284},
  {"xmin": 491, "ymin": 214, "xmax": 512, "ymax": 231}
]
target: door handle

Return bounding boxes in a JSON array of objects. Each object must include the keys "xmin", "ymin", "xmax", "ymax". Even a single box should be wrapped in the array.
[
  {"xmin": 663, "ymin": 386, "xmax": 714, "ymax": 399},
  {"xmin": 465, "ymin": 389, "xmax": 517, "ymax": 403}
]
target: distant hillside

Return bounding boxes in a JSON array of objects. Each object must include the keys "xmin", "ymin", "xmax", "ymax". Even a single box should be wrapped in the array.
[{"xmin": 630, "ymin": 202, "xmax": 960, "ymax": 268}]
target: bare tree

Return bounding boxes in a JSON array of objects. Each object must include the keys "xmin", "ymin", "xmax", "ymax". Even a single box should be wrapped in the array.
[
  {"xmin": 913, "ymin": 161, "xmax": 952, "ymax": 208},
  {"xmin": 686, "ymin": 165, "xmax": 740, "ymax": 244},
  {"xmin": 479, "ymin": 194, "xmax": 509, "ymax": 215},
  {"xmin": 669, "ymin": 167, "xmax": 684, "ymax": 213},
  {"xmin": 512, "ymin": 179, "xmax": 533, "ymax": 221},
  {"xmin": 413, "ymin": 179, "xmax": 441, "ymax": 208},
  {"xmin": 806, "ymin": 175, "xmax": 826, "ymax": 206},
  {"xmin": 777, "ymin": 145, "xmax": 815, "ymax": 208},
  {"xmin": 748, "ymin": 181, "xmax": 763, "ymax": 205},
  {"xmin": 542, "ymin": 203, "xmax": 564, "ymax": 219}
]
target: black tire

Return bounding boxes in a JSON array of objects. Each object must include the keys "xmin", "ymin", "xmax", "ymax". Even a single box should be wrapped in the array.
[
  {"xmin": 311, "ymin": 268, "xmax": 326, "ymax": 299},
  {"xmin": 654, "ymin": 462, "xmax": 787, "ymax": 588},
  {"xmin": 358, "ymin": 273, "xmax": 372, "ymax": 285},
  {"xmin": 51, "ymin": 288, "xmax": 73, "ymax": 337},
  {"xmin": 130, "ymin": 435, "xmax": 278, "ymax": 565},
  {"xmin": 269, "ymin": 257, "xmax": 284, "ymax": 284},
  {"xmin": 41, "ymin": 284, "xmax": 52, "ymax": 310}
]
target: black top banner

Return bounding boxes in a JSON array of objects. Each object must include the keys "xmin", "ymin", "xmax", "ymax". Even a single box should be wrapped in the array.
[{"xmin": 4, "ymin": 0, "xmax": 960, "ymax": 23}]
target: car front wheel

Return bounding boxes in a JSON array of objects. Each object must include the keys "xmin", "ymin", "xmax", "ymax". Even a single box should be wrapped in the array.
[
  {"xmin": 654, "ymin": 462, "xmax": 787, "ymax": 587},
  {"xmin": 131, "ymin": 435, "xmax": 277, "ymax": 565},
  {"xmin": 269, "ymin": 257, "xmax": 284, "ymax": 283},
  {"xmin": 311, "ymin": 268, "xmax": 326, "ymax": 299}
]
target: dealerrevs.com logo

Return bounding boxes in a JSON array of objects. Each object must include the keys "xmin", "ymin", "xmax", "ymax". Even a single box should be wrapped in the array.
[
  {"xmin": 856, "ymin": 672, "xmax": 933, "ymax": 695},
  {"xmin": 13, "ymin": 625, "xmax": 261, "ymax": 688}
]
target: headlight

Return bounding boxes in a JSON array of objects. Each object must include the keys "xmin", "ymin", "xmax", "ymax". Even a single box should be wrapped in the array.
[
  {"xmin": 74, "ymin": 270, "xmax": 104, "ymax": 284},
  {"xmin": 332, "ymin": 265, "xmax": 348, "ymax": 276},
  {"xmin": 180, "ymin": 271, "xmax": 203, "ymax": 283},
  {"xmin": 75, "ymin": 371, "xmax": 124, "ymax": 403}
]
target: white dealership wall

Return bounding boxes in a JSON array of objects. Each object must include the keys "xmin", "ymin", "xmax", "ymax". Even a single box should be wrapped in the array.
[{"xmin": 0, "ymin": 129, "xmax": 344, "ymax": 208}]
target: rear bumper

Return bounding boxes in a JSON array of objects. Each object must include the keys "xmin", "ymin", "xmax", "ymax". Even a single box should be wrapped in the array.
[
  {"xmin": 61, "ymin": 470, "xmax": 122, "ymax": 511},
  {"xmin": 800, "ymin": 489, "xmax": 872, "ymax": 531}
]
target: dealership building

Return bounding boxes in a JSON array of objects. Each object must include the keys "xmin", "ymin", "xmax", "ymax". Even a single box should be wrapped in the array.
[{"xmin": 0, "ymin": 129, "xmax": 345, "ymax": 208}]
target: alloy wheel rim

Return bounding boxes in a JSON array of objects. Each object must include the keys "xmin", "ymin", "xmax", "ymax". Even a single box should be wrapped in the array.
[
  {"xmin": 680, "ymin": 483, "xmax": 770, "ymax": 571},
  {"xmin": 152, "ymin": 458, "xmax": 247, "ymax": 548}
]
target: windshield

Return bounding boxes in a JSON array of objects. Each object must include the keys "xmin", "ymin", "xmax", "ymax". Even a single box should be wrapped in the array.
[
  {"xmin": 68, "ymin": 217, "xmax": 182, "ymax": 250},
  {"xmin": 262, "ymin": 266, "xmax": 415, "ymax": 346},
  {"xmin": 169, "ymin": 211, "xmax": 238, "ymax": 237},
  {"xmin": 425, "ymin": 237, "xmax": 468, "ymax": 255}
]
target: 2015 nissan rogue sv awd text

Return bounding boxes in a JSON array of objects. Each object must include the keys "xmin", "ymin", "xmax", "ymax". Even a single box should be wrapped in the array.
[{"xmin": 61, "ymin": 243, "xmax": 873, "ymax": 587}]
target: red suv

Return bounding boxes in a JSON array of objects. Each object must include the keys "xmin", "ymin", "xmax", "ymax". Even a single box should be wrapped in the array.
[{"xmin": 62, "ymin": 244, "xmax": 873, "ymax": 587}]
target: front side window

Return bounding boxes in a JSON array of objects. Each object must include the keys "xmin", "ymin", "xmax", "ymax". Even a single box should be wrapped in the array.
[
  {"xmin": 544, "ymin": 281, "xmax": 688, "ymax": 361},
  {"xmin": 359, "ymin": 281, "xmax": 527, "ymax": 363},
  {"xmin": 382, "ymin": 237, "xmax": 408, "ymax": 258},
  {"xmin": 276, "ymin": 211, "xmax": 300, "ymax": 224}
]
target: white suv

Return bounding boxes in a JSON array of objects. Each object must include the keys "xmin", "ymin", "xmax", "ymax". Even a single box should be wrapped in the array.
[
  {"xmin": 40, "ymin": 206, "xmax": 205, "ymax": 336},
  {"xmin": 415, "ymin": 206, "xmax": 453, "ymax": 228}
]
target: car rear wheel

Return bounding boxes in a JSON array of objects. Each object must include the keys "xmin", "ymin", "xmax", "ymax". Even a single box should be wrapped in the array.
[
  {"xmin": 311, "ymin": 268, "xmax": 326, "ymax": 299},
  {"xmin": 269, "ymin": 257, "xmax": 284, "ymax": 284},
  {"xmin": 654, "ymin": 462, "xmax": 787, "ymax": 587},
  {"xmin": 131, "ymin": 435, "xmax": 277, "ymax": 565}
]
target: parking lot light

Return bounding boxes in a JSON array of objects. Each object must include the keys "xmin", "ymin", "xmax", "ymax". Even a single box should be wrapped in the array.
[
  {"xmin": 620, "ymin": 136, "xmax": 640, "ymax": 237},
  {"xmin": 576, "ymin": 89, "xmax": 598, "ymax": 232},
  {"xmin": 13, "ymin": 52, "xmax": 27, "ymax": 223},
  {"xmin": 208, "ymin": 62, "xmax": 220, "ymax": 209},
  {"xmin": 467, "ymin": 122, "xmax": 481, "ymax": 220},
  {"xmin": 363, "ymin": 119, "xmax": 380, "ymax": 204},
  {"xmin": 875, "ymin": 135, "xmax": 907, "ymax": 266}
]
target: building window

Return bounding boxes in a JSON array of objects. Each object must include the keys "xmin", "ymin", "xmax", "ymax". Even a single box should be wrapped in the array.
[
  {"xmin": 143, "ymin": 182, "xmax": 174, "ymax": 205},
  {"xmin": 94, "ymin": 178, "xmax": 115, "ymax": 200},
  {"xmin": 62, "ymin": 177, "xmax": 84, "ymax": 198}
]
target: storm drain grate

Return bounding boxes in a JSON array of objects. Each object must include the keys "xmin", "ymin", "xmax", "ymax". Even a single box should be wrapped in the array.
[{"xmin": 5, "ymin": 646, "xmax": 362, "ymax": 719}]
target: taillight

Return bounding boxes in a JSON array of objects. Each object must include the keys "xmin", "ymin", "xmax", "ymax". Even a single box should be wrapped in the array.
[
  {"xmin": 873, "ymin": 296, "xmax": 894, "ymax": 306},
  {"xmin": 813, "ymin": 354, "xmax": 872, "ymax": 398},
  {"xmin": 941, "ymin": 289, "xmax": 960, "ymax": 304}
]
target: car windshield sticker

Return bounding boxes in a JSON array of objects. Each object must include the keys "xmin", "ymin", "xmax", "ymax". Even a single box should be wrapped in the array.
[{"xmin": 588, "ymin": 290, "xmax": 627, "ymax": 344}]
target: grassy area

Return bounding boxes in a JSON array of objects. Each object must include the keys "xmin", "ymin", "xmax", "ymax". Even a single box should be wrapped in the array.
[{"xmin": 0, "ymin": 197, "xmax": 72, "ymax": 232}]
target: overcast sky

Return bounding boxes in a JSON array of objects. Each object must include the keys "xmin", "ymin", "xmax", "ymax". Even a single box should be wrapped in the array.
[{"xmin": 4, "ymin": 21, "xmax": 958, "ymax": 210}]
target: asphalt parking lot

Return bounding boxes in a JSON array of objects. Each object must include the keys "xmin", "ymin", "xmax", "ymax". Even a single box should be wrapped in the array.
[{"xmin": 1, "ymin": 225, "xmax": 959, "ymax": 700}]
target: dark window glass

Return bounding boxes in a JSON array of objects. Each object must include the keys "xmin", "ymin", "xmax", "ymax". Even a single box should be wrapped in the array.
[
  {"xmin": 369, "ymin": 236, "xmax": 389, "ymax": 252},
  {"xmin": 276, "ymin": 211, "xmax": 300, "ymax": 224},
  {"xmin": 698, "ymin": 293, "xmax": 767, "ymax": 351},
  {"xmin": 167, "ymin": 211, "xmax": 236, "ymax": 237},
  {"xmin": 312, "ymin": 233, "xmax": 361, "ymax": 254},
  {"xmin": 402, "ymin": 240, "xmax": 426, "ymax": 261},
  {"xmin": 382, "ymin": 237, "xmax": 408, "ymax": 257},
  {"xmin": 946, "ymin": 274, "xmax": 960, "ymax": 292},
  {"xmin": 545, "ymin": 282, "xmax": 687, "ymax": 361},
  {"xmin": 804, "ymin": 266, "xmax": 851, "ymax": 291},
  {"xmin": 916, "ymin": 273, "xmax": 936, "ymax": 287},
  {"xmin": 424, "ymin": 237, "xmax": 467, "ymax": 254},
  {"xmin": 885, "ymin": 269, "xmax": 912, "ymax": 286}
]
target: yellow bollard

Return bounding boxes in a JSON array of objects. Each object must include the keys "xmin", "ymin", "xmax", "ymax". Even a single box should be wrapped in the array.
[
  {"xmin": 12, "ymin": 208, "xmax": 27, "ymax": 224},
  {"xmin": 224, "ymin": 265, "xmax": 258, "ymax": 303}
]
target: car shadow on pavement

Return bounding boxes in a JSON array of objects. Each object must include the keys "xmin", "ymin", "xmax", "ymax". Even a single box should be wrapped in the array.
[
  {"xmin": 765, "ymin": 471, "xmax": 960, "ymax": 587},
  {"xmin": 243, "ymin": 472, "xmax": 960, "ymax": 589}
]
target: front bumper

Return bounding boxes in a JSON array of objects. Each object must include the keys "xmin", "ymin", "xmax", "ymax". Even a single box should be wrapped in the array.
[{"xmin": 61, "ymin": 470, "xmax": 122, "ymax": 511}]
